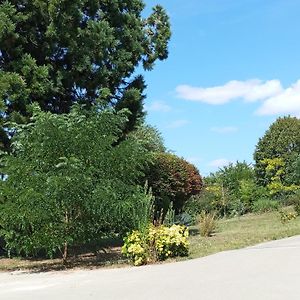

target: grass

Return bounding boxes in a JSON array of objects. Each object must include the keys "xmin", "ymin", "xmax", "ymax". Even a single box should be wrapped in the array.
[
  {"xmin": 1, "ymin": 209, "xmax": 300, "ymax": 272},
  {"xmin": 188, "ymin": 209, "xmax": 300, "ymax": 259}
]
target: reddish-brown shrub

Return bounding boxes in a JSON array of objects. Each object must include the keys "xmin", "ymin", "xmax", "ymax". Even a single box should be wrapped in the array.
[{"xmin": 147, "ymin": 153, "xmax": 203, "ymax": 215}]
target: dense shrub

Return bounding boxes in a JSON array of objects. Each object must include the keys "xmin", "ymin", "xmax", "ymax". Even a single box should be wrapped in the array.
[
  {"xmin": 204, "ymin": 162, "xmax": 259, "ymax": 215},
  {"xmin": 122, "ymin": 225, "xmax": 189, "ymax": 266},
  {"xmin": 147, "ymin": 153, "xmax": 203, "ymax": 216},
  {"xmin": 0, "ymin": 106, "xmax": 152, "ymax": 260},
  {"xmin": 252, "ymin": 199, "xmax": 280, "ymax": 213}
]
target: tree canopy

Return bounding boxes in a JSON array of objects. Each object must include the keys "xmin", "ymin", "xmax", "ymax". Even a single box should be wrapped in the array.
[
  {"xmin": 0, "ymin": 0, "xmax": 171, "ymax": 150},
  {"xmin": 254, "ymin": 116, "xmax": 300, "ymax": 186}
]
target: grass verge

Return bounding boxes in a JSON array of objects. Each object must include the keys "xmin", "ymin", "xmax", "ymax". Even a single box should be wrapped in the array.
[{"xmin": 188, "ymin": 210, "xmax": 300, "ymax": 259}]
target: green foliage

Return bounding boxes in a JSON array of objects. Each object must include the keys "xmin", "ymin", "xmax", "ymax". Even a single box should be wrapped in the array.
[
  {"xmin": 260, "ymin": 158, "xmax": 299, "ymax": 198},
  {"xmin": 122, "ymin": 224, "xmax": 189, "ymax": 266},
  {"xmin": 208, "ymin": 161, "xmax": 254, "ymax": 193},
  {"xmin": 129, "ymin": 124, "xmax": 166, "ymax": 153},
  {"xmin": 205, "ymin": 184, "xmax": 232, "ymax": 217},
  {"xmin": 0, "ymin": 106, "xmax": 152, "ymax": 259},
  {"xmin": 287, "ymin": 155, "xmax": 300, "ymax": 185},
  {"xmin": 147, "ymin": 153, "xmax": 203, "ymax": 215},
  {"xmin": 252, "ymin": 199, "xmax": 280, "ymax": 213},
  {"xmin": 198, "ymin": 211, "xmax": 217, "ymax": 237},
  {"xmin": 254, "ymin": 116, "xmax": 300, "ymax": 186},
  {"xmin": 0, "ymin": 0, "xmax": 171, "ymax": 149},
  {"xmin": 206, "ymin": 161, "xmax": 257, "ymax": 213},
  {"xmin": 285, "ymin": 190, "xmax": 300, "ymax": 215},
  {"xmin": 183, "ymin": 193, "xmax": 215, "ymax": 221}
]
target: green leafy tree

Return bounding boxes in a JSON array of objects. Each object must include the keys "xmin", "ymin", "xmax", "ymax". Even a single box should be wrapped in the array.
[
  {"xmin": 0, "ymin": 0, "xmax": 171, "ymax": 150},
  {"xmin": 254, "ymin": 116, "xmax": 300, "ymax": 186},
  {"xmin": 207, "ymin": 161, "xmax": 254, "ymax": 193},
  {"xmin": 204, "ymin": 162, "xmax": 258, "ymax": 215},
  {"xmin": 260, "ymin": 158, "xmax": 299, "ymax": 197},
  {"xmin": 129, "ymin": 124, "xmax": 166, "ymax": 153},
  {"xmin": 147, "ymin": 153, "xmax": 203, "ymax": 216},
  {"xmin": 0, "ymin": 105, "xmax": 152, "ymax": 260}
]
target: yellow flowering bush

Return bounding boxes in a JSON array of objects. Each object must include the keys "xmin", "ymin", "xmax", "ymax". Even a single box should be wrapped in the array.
[
  {"xmin": 122, "ymin": 225, "xmax": 189, "ymax": 266},
  {"xmin": 149, "ymin": 224, "xmax": 189, "ymax": 260},
  {"xmin": 121, "ymin": 230, "xmax": 148, "ymax": 266}
]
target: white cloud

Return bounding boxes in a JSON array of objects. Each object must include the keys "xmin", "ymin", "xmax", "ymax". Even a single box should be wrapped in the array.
[
  {"xmin": 167, "ymin": 119, "xmax": 189, "ymax": 129},
  {"xmin": 210, "ymin": 126, "xmax": 238, "ymax": 134},
  {"xmin": 256, "ymin": 80, "xmax": 300, "ymax": 117},
  {"xmin": 145, "ymin": 101, "xmax": 171, "ymax": 112},
  {"xmin": 208, "ymin": 158, "xmax": 231, "ymax": 168},
  {"xmin": 176, "ymin": 79, "xmax": 283, "ymax": 105}
]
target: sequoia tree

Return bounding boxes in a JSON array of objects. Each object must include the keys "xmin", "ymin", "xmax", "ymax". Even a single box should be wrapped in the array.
[
  {"xmin": 0, "ymin": 0, "xmax": 171, "ymax": 150},
  {"xmin": 254, "ymin": 116, "xmax": 300, "ymax": 186}
]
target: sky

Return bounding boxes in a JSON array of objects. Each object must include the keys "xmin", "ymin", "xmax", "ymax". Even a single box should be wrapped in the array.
[{"xmin": 142, "ymin": 0, "xmax": 300, "ymax": 176}]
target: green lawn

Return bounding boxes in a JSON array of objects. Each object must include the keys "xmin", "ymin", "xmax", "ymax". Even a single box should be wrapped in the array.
[
  {"xmin": 1, "ymin": 210, "xmax": 300, "ymax": 272},
  {"xmin": 188, "ymin": 210, "xmax": 300, "ymax": 259}
]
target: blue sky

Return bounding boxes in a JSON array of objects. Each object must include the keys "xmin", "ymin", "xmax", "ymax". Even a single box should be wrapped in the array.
[{"xmin": 142, "ymin": 0, "xmax": 300, "ymax": 176}]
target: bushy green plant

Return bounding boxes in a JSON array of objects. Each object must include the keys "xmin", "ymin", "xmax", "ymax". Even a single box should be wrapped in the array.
[
  {"xmin": 198, "ymin": 211, "xmax": 217, "ymax": 237},
  {"xmin": 122, "ymin": 224, "xmax": 189, "ymax": 266},
  {"xmin": 0, "ymin": 106, "xmax": 152, "ymax": 260},
  {"xmin": 252, "ymin": 199, "xmax": 280, "ymax": 213},
  {"xmin": 203, "ymin": 162, "xmax": 259, "ymax": 216}
]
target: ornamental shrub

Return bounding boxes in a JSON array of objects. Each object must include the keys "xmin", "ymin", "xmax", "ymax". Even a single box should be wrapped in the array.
[
  {"xmin": 122, "ymin": 224, "xmax": 189, "ymax": 266},
  {"xmin": 147, "ymin": 153, "xmax": 203, "ymax": 216}
]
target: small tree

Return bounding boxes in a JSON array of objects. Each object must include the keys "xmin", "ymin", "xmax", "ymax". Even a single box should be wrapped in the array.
[
  {"xmin": 260, "ymin": 158, "xmax": 299, "ymax": 197},
  {"xmin": 0, "ymin": 105, "xmax": 152, "ymax": 260},
  {"xmin": 206, "ymin": 161, "xmax": 257, "ymax": 213}
]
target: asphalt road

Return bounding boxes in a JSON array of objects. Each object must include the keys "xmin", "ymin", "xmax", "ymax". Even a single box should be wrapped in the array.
[{"xmin": 1, "ymin": 235, "xmax": 300, "ymax": 300}]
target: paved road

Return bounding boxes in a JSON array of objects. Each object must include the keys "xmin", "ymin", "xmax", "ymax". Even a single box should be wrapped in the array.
[{"xmin": 1, "ymin": 235, "xmax": 300, "ymax": 300}]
